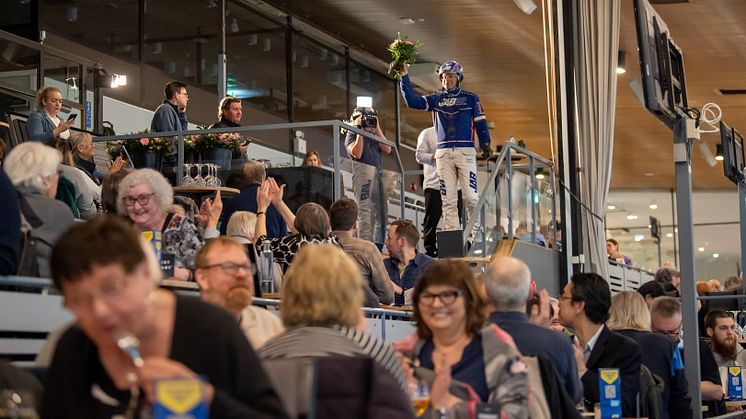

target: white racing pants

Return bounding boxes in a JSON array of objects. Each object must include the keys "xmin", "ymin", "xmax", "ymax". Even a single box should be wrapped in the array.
[{"xmin": 435, "ymin": 147, "xmax": 479, "ymax": 233}]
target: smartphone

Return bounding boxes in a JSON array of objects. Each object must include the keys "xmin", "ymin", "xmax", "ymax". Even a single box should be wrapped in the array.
[
  {"xmin": 242, "ymin": 138, "xmax": 252, "ymax": 146},
  {"xmin": 67, "ymin": 114, "xmax": 77, "ymax": 121}
]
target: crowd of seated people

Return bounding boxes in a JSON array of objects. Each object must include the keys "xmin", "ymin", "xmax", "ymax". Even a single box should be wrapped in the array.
[{"xmin": 2, "ymin": 81, "xmax": 734, "ymax": 419}]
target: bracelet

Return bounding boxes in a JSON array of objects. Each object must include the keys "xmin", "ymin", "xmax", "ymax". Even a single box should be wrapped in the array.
[{"xmin": 256, "ymin": 211, "xmax": 265, "ymax": 216}]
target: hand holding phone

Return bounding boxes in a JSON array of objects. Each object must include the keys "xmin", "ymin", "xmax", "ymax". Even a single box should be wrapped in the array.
[{"xmin": 67, "ymin": 114, "xmax": 77, "ymax": 121}]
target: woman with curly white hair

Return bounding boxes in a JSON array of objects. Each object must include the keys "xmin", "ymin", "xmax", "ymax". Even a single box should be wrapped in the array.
[
  {"xmin": 4, "ymin": 142, "xmax": 75, "ymax": 276},
  {"xmin": 117, "ymin": 168, "xmax": 221, "ymax": 280}
]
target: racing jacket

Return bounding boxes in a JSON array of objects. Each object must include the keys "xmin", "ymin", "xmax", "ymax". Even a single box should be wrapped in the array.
[{"xmin": 400, "ymin": 74, "xmax": 491, "ymax": 150}]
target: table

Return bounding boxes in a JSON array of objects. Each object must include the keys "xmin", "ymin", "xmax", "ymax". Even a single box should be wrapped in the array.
[{"xmin": 173, "ymin": 186, "xmax": 240, "ymax": 196}]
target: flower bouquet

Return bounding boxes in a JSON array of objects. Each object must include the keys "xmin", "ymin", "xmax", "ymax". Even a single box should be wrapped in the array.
[
  {"xmin": 106, "ymin": 130, "xmax": 173, "ymax": 158},
  {"xmin": 387, "ymin": 33, "xmax": 421, "ymax": 79},
  {"xmin": 188, "ymin": 132, "xmax": 241, "ymax": 153}
]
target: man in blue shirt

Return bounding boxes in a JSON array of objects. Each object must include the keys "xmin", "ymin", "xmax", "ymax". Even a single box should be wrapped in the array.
[
  {"xmin": 383, "ymin": 220, "xmax": 434, "ymax": 305},
  {"xmin": 344, "ymin": 107, "xmax": 392, "ymax": 243},
  {"xmin": 484, "ymin": 256, "xmax": 583, "ymax": 403},
  {"xmin": 151, "ymin": 81, "xmax": 189, "ymax": 133},
  {"xmin": 399, "ymin": 61, "xmax": 491, "ymax": 237}
]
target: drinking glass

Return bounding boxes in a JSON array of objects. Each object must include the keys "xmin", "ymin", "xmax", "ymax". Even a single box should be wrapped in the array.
[
  {"xmin": 212, "ymin": 164, "xmax": 222, "ymax": 187},
  {"xmin": 182, "ymin": 163, "xmax": 195, "ymax": 186},
  {"xmin": 194, "ymin": 163, "xmax": 205, "ymax": 186},
  {"xmin": 409, "ymin": 380, "xmax": 429, "ymax": 416}
]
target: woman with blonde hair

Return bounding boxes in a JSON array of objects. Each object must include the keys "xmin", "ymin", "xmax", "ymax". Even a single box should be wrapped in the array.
[
  {"xmin": 608, "ymin": 291, "xmax": 691, "ymax": 418},
  {"xmin": 258, "ymin": 244, "xmax": 412, "ymax": 417},
  {"xmin": 51, "ymin": 137, "xmax": 100, "ymax": 219},
  {"xmin": 27, "ymin": 86, "xmax": 76, "ymax": 144}
]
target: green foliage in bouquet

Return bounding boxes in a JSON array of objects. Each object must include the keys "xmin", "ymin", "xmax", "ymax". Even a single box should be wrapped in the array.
[{"xmin": 387, "ymin": 33, "xmax": 421, "ymax": 79}]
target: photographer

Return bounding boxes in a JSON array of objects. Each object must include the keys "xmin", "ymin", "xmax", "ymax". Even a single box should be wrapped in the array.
[{"xmin": 344, "ymin": 107, "xmax": 392, "ymax": 243}]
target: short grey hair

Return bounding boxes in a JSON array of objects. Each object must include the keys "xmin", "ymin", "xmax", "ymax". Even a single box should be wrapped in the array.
[
  {"xmin": 116, "ymin": 168, "xmax": 174, "ymax": 215},
  {"xmin": 226, "ymin": 211, "xmax": 257, "ymax": 243},
  {"xmin": 484, "ymin": 256, "xmax": 532, "ymax": 310},
  {"xmin": 4, "ymin": 142, "xmax": 61, "ymax": 192}
]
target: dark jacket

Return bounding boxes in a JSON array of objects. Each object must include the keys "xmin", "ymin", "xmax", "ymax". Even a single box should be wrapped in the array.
[
  {"xmin": 209, "ymin": 118, "xmax": 241, "ymax": 129},
  {"xmin": 582, "ymin": 325, "xmax": 642, "ymax": 417},
  {"xmin": 490, "ymin": 311, "xmax": 583, "ymax": 403},
  {"xmin": 151, "ymin": 100, "xmax": 188, "ymax": 133},
  {"xmin": 0, "ymin": 168, "xmax": 21, "ymax": 275},
  {"xmin": 315, "ymin": 355, "xmax": 414, "ymax": 419},
  {"xmin": 616, "ymin": 329, "xmax": 692, "ymax": 419},
  {"xmin": 535, "ymin": 356, "xmax": 583, "ymax": 419},
  {"xmin": 220, "ymin": 183, "xmax": 288, "ymax": 238}
]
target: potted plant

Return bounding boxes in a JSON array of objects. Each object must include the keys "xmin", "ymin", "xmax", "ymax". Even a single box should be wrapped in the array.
[
  {"xmin": 194, "ymin": 132, "xmax": 241, "ymax": 169},
  {"xmin": 106, "ymin": 130, "xmax": 172, "ymax": 170}
]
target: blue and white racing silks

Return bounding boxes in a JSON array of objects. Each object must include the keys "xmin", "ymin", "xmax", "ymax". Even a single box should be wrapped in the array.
[{"xmin": 399, "ymin": 74, "xmax": 491, "ymax": 150}]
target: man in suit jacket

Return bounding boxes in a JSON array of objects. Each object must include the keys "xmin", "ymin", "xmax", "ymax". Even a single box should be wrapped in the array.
[{"xmin": 558, "ymin": 272, "xmax": 641, "ymax": 416}]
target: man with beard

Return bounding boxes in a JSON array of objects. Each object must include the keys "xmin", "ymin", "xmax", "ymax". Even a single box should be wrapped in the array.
[
  {"xmin": 195, "ymin": 237, "xmax": 283, "ymax": 349},
  {"xmin": 705, "ymin": 310, "xmax": 746, "ymax": 368}
]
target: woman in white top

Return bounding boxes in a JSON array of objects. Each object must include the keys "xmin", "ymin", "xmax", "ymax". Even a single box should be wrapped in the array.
[{"xmin": 27, "ymin": 86, "xmax": 76, "ymax": 144}]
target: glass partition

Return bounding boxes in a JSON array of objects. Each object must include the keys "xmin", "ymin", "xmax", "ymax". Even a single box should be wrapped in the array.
[
  {"xmin": 0, "ymin": 38, "xmax": 39, "ymax": 94},
  {"xmin": 348, "ymin": 60, "xmax": 396, "ymax": 141},
  {"xmin": 292, "ymin": 34, "xmax": 346, "ymax": 122}
]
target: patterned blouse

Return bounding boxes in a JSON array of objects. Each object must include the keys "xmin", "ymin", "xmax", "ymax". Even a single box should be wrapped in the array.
[
  {"xmin": 255, "ymin": 233, "xmax": 341, "ymax": 272},
  {"xmin": 161, "ymin": 213, "xmax": 205, "ymax": 270}
]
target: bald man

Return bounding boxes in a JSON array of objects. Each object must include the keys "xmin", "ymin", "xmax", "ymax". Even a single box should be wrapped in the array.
[{"xmin": 484, "ymin": 256, "xmax": 582, "ymax": 403}]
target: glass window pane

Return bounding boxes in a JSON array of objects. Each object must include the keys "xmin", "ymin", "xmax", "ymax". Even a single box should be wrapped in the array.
[
  {"xmin": 0, "ymin": 38, "xmax": 39, "ymax": 94},
  {"xmin": 292, "ymin": 34, "xmax": 346, "ymax": 122},
  {"xmin": 225, "ymin": 2, "xmax": 286, "ymax": 120},
  {"xmin": 43, "ymin": 53, "xmax": 82, "ymax": 104},
  {"xmin": 41, "ymin": 0, "xmax": 139, "ymax": 62},
  {"xmin": 348, "ymin": 60, "xmax": 396, "ymax": 142}
]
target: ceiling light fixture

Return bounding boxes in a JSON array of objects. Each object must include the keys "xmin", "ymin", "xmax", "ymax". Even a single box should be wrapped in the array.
[
  {"xmin": 626, "ymin": 214, "xmax": 638, "ymax": 220},
  {"xmin": 616, "ymin": 51, "xmax": 626, "ymax": 74},
  {"xmin": 666, "ymin": 232, "xmax": 673, "ymax": 238},
  {"xmin": 535, "ymin": 168, "xmax": 545, "ymax": 180},
  {"xmin": 248, "ymin": 34, "xmax": 258, "ymax": 46},
  {"xmin": 649, "ymin": 203, "xmax": 658, "ymax": 210},
  {"xmin": 697, "ymin": 247, "xmax": 705, "ymax": 252},
  {"xmin": 398, "ymin": 17, "xmax": 415, "ymax": 24},
  {"xmin": 262, "ymin": 38, "xmax": 271, "ymax": 52},
  {"xmin": 713, "ymin": 253, "xmax": 720, "ymax": 258},
  {"xmin": 230, "ymin": 18, "xmax": 239, "ymax": 33},
  {"xmin": 715, "ymin": 144, "xmax": 724, "ymax": 161},
  {"xmin": 608, "ymin": 205, "xmax": 616, "ymax": 210}
]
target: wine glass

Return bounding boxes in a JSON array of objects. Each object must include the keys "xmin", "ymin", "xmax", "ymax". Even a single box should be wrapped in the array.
[
  {"xmin": 182, "ymin": 163, "xmax": 195, "ymax": 186},
  {"xmin": 211, "ymin": 164, "xmax": 223, "ymax": 187},
  {"xmin": 194, "ymin": 163, "xmax": 205, "ymax": 187}
]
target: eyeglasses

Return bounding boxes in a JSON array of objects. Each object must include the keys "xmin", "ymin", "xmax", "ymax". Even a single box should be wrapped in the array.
[
  {"xmin": 198, "ymin": 262, "xmax": 252, "ymax": 275},
  {"xmin": 122, "ymin": 193, "xmax": 155, "ymax": 207},
  {"xmin": 418, "ymin": 290, "xmax": 464, "ymax": 306},
  {"xmin": 65, "ymin": 275, "xmax": 129, "ymax": 311},
  {"xmin": 653, "ymin": 327, "xmax": 681, "ymax": 339}
]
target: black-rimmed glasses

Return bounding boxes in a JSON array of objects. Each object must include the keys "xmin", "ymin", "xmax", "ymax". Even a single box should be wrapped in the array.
[
  {"xmin": 418, "ymin": 290, "xmax": 464, "ymax": 306},
  {"xmin": 198, "ymin": 262, "xmax": 253, "ymax": 275},
  {"xmin": 122, "ymin": 193, "xmax": 155, "ymax": 207}
]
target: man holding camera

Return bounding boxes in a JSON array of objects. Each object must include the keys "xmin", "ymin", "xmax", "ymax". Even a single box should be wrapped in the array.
[
  {"xmin": 345, "ymin": 107, "xmax": 392, "ymax": 243},
  {"xmin": 400, "ymin": 61, "xmax": 491, "ymax": 238}
]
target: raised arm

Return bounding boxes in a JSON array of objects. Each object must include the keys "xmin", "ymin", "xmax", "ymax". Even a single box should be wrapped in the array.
[
  {"xmin": 267, "ymin": 177, "xmax": 297, "ymax": 234},
  {"xmin": 399, "ymin": 66, "xmax": 430, "ymax": 110}
]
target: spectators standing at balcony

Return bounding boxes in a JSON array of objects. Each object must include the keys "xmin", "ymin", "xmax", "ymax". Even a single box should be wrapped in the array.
[
  {"xmin": 606, "ymin": 238, "xmax": 632, "ymax": 266},
  {"xmin": 195, "ymin": 237, "xmax": 283, "ymax": 349},
  {"xmin": 209, "ymin": 97, "xmax": 249, "ymax": 158},
  {"xmin": 650, "ymin": 296, "xmax": 725, "ymax": 416},
  {"xmin": 70, "ymin": 132, "xmax": 125, "ymax": 185},
  {"xmin": 607, "ymin": 291, "xmax": 692, "ymax": 419},
  {"xmin": 0, "ymin": 167, "xmax": 21, "ymax": 275},
  {"xmin": 705, "ymin": 310, "xmax": 746, "ymax": 368},
  {"xmin": 220, "ymin": 161, "xmax": 287, "ymax": 238},
  {"xmin": 395, "ymin": 260, "xmax": 528, "ymax": 417},
  {"xmin": 151, "ymin": 81, "xmax": 189, "ymax": 134},
  {"xmin": 399, "ymin": 62, "xmax": 491, "ymax": 239},
  {"xmin": 52, "ymin": 137, "xmax": 100, "ymax": 220},
  {"xmin": 383, "ymin": 220, "xmax": 434, "ymax": 306},
  {"xmin": 416, "ymin": 126, "xmax": 463, "ymax": 258},
  {"xmin": 558, "ymin": 272, "xmax": 641, "ymax": 416},
  {"xmin": 254, "ymin": 178, "xmax": 341, "ymax": 272},
  {"xmin": 117, "ymin": 168, "xmax": 220, "ymax": 280},
  {"xmin": 27, "ymin": 86, "xmax": 76, "ymax": 144},
  {"xmin": 4, "ymin": 142, "xmax": 74, "ymax": 277},
  {"xmin": 41, "ymin": 216, "xmax": 288, "ymax": 419},
  {"xmin": 344, "ymin": 106, "xmax": 392, "ymax": 243},
  {"xmin": 329, "ymin": 197, "xmax": 394, "ymax": 305},
  {"xmin": 484, "ymin": 256, "xmax": 582, "ymax": 403}
]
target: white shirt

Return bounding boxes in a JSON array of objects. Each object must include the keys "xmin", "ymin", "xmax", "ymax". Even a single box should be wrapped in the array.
[
  {"xmin": 416, "ymin": 127, "xmax": 440, "ymax": 190},
  {"xmin": 239, "ymin": 305, "xmax": 284, "ymax": 349},
  {"xmin": 48, "ymin": 113, "xmax": 70, "ymax": 140},
  {"xmin": 581, "ymin": 324, "xmax": 605, "ymax": 363}
]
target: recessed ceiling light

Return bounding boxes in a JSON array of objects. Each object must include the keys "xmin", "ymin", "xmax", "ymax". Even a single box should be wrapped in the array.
[
  {"xmin": 698, "ymin": 247, "xmax": 705, "ymax": 252},
  {"xmin": 626, "ymin": 214, "xmax": 638, "ymax": 220},
  {"xmin": 634, "ymin": 234, "xmax": 645, "ymax": 242},
  {"xmin": 713, "ymin": 253, "xmax": 720, "ymax": 258},
  {"xmin": 399, "ymin": 17, "xmax": 415, "ymax": 24},
  {"xmin": 666, "ymin": 232, "xmax": 673, "ymax": 238},
  {"xmin": 608, "ymin": 205, "xmax": 616, "ymax": 210},
  {"xmin": 649, "ymin": 204, "xmax": 658, "ymax": 210},
  {"xmin": 645, "ymin": 172, "xmax": 655, "ymax": 177}
]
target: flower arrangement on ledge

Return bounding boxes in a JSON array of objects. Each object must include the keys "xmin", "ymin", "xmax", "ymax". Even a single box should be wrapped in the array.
[
  {"xmin": 106, "ymin": 130, "xmax": 173, "ymax": 157},
  {"xmin": 187, "ymin": 132, "xmax": 241, "ymax": 152}
]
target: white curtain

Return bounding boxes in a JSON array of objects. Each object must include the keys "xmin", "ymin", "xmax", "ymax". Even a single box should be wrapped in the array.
[{"xmin": 574, "ymin": 0, "xmax": 621, "ymax": 278}]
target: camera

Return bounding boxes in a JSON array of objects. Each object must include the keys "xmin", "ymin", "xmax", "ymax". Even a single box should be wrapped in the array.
[{"xmin": 361, "ymin": 113, "xmax": 378, "ymax": 129}]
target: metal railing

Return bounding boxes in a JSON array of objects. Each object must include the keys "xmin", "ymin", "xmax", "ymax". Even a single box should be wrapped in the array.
[{"xmin": 462, "ymin": 140, "xmax": 559, "ymax": 258}]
